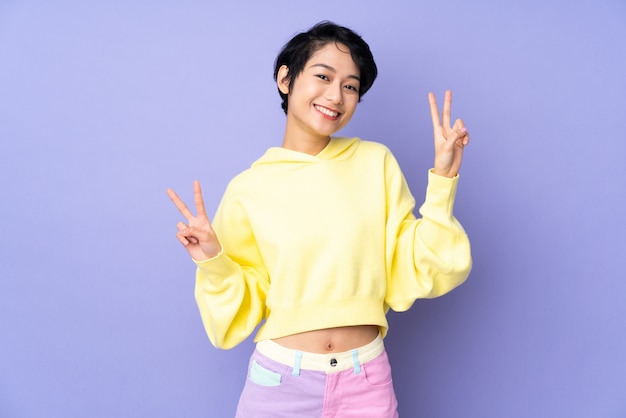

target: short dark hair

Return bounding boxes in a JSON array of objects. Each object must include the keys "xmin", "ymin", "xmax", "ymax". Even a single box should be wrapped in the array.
[{"xmin": 273, "ymin": 21, "xmax": 378, "ymax": 114}]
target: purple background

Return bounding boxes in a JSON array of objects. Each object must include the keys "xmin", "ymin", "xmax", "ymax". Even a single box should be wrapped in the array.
[{"xmin": 1, "ymin": 1, "xmax": 625, "ymax": 417}]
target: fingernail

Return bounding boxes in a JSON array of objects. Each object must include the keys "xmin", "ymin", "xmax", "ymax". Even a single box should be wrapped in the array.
[{"xmin": 461, "ymin": 127, "xmax": 467, "ymax": 133}]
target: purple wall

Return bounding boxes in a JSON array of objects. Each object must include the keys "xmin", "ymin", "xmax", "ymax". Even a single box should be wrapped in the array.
[{"xmin": 1, "ymin": 1, "xmax": 625, "ymax": 417}]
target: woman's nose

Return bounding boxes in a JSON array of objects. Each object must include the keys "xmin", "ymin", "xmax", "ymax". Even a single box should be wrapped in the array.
[{"xmin": 325, "ymin": 82, "xmax": 343, "ymax": 105}]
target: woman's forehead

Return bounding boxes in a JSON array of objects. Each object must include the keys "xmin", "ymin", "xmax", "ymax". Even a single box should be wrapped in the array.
[{"xmin": 305, "ymin": 43, "xmax": 359, "ymax": 74}]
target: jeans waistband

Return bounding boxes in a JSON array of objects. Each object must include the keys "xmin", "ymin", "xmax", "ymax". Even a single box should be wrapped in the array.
[{"xmin": 256, "ymin": 333, "xmax": 384, "ymax": 374}]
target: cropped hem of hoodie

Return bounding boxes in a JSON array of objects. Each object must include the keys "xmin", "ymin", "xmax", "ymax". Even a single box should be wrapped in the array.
[{"xmin": 194, "ymin": 137, "xmax": 472, "ymax": 349}]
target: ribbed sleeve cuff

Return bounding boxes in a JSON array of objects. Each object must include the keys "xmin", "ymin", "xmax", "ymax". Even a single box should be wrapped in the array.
[
  {"xmin": 193, "ymin": 251, "xmax": 238, "ymax": 291},
  {"xmin": 422, "ymin": 169, "xmax": 459, "ymax": 217}
]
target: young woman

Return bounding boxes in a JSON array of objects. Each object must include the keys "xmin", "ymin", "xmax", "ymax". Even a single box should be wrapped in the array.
[{"xmin": 167, "ymin": 21, "xmax": 471, "ymax": 417}]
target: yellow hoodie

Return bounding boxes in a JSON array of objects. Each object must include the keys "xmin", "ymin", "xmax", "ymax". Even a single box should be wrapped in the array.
[{"xmin": 194, "ymin": 137, "xmax": 471, "ymax": 349}]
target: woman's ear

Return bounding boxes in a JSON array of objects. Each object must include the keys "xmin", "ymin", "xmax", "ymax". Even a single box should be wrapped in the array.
[{"xmin": 277, "ymin": 65, "xmax": 290, "ymax": 94}]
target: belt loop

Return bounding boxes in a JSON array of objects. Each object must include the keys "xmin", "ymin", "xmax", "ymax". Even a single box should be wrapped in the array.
[
  {"xmin": 292, "ymin": 351, "xmax": 303, "ymax": 376},
  {"xmin": 351, "ymin": 349, "xmax": 361, "ymax": 375}
]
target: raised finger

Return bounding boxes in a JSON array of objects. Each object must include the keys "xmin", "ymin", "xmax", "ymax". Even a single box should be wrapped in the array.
[
  {"xmin": 428, "ymin": 92, "xmax": 441, "ymax": 128},
  {"xmin": 442, "ymin": 90, "xmax": 452, "ymax": 128},
  {"xmin": 193, "ymin": 180, "xmax": 208, "ymax": 218},
  {"xmin": 167, "ymin": 188, "xmax": 194, "ymax": 220}
]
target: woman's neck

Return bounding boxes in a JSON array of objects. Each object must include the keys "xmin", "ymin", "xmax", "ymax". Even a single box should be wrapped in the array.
[{"xmin": 281, "ymin": 134, "xmax": 330, "ymax": 156}]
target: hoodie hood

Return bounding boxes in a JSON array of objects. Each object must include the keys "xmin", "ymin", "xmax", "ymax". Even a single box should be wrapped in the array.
[{"xmin": 251, "ymin": 137, "xmax": 361, "ymax": 166}]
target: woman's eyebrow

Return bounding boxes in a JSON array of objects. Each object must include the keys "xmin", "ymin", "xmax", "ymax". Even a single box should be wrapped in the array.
[{"xmin": 309, "ymin": 63, "xmax": 361, "ymax": 82}]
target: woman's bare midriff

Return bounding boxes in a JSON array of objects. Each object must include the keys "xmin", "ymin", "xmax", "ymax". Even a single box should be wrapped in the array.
[{"xmin": 272, "ymin": 325, "xmax": 379, "ymax": 354}]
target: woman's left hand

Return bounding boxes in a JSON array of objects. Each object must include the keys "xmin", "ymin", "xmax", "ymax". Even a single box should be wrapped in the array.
[{"xmin": 428, "ymin": 90, "xmax": 470, "ymax": 178}]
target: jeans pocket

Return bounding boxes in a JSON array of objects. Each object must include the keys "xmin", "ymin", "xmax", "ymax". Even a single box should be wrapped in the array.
[
  {"xmin": 249, "ymin": 360, "xmax": 282, "ymax": 387},
  {"xmin": 362, "ymin": 352, "xmax": 393, "ymax": 387}
]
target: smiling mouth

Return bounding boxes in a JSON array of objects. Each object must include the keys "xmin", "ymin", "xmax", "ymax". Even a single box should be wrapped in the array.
[{"xmin": 314, "ymin": 105, "xmax": 340, "ymax": 118}]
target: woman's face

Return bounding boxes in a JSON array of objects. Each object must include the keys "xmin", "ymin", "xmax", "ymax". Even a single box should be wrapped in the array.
[{"xmin": 279, "ymin": 42, "xmax": 361, "ymax": 142}]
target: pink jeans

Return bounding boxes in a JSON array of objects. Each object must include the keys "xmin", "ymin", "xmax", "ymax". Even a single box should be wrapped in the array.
[{"xmin": 236, "ymin": 335, "xmax": 398, "ymax": 417}]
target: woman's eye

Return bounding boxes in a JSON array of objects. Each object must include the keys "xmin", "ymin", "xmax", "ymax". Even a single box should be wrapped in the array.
[
  {"xmin": 345, "ymin": 85, "xmax": 358, "ymax": 92},
  {"xmin": 317, "ymin": 74, "xmax": 329, "ymax": 81}
]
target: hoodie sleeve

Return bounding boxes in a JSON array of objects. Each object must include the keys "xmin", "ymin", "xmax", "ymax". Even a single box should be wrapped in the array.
[
  {"xmin": 193, "ymin": 186, "xmax": 269, "ymax": 349},
  {"xmin": 383, "ymin": 150, "xmax": 472, "ymax": 311}
]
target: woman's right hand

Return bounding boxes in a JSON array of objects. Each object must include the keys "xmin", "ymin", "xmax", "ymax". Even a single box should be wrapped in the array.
[{"xmin": 167, "ymin": 180, "xmax": 222, "ymax": 261}]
